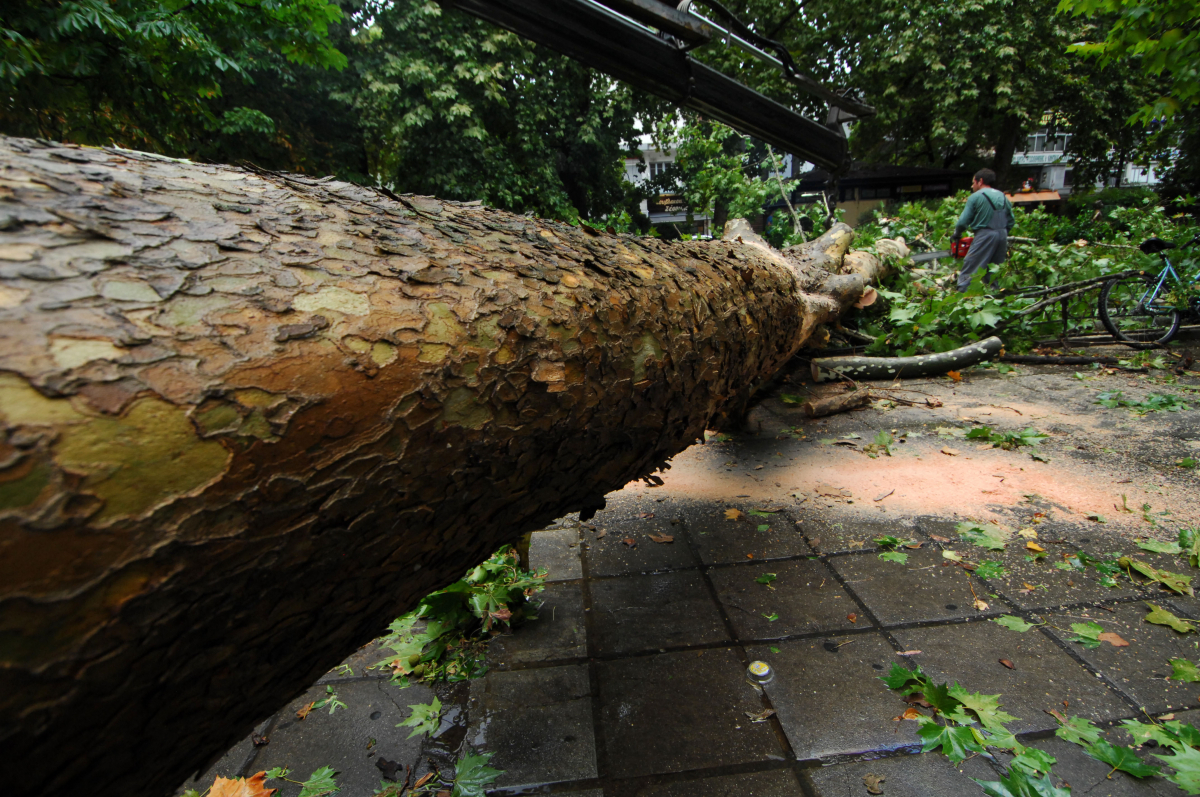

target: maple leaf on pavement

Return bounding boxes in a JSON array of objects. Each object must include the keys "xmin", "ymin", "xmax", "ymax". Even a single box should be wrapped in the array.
[
  {"xmin": 947, "ymin": 686, "xmax": 1018, "ymax": 732},
  {"xmin": 1084, "ymin": 739, "xmax": 1160, "ymax": 778},
  {"xmin": 1155, "ymin": 745, "xmax": 1200, "ymax": 794},
  {"xmin": 917, "ymin": 718, "xmax": 984, "ymax": 763},
  {"xmin": 1055, "ymin": 715, "xmax": 1102, "ymax": 746},
  {"xmin": 973, "ymin": 769, "xmax": 1071, "ymax": 797},
  {"xmin": 209, "ymin": 772, "xmax": 277, "ymax": 797}
]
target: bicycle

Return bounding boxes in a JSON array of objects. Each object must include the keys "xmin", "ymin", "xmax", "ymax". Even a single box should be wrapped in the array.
[{"xmin": 1098, "ymin": 233, "xmax": 1200, "ymax": 348}]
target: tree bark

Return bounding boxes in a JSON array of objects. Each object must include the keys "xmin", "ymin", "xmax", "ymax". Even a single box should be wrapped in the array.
[
  {"xmin": 992, "ymin": 114, "xmax": 1024, "ymax": 190},
  {"xmin": 0, "ymin": 136, "xmax": 892, "ymax": 797},
  {"xmin": 811, "ymin": 337, "xmax": 1004, "ymax": 382}
]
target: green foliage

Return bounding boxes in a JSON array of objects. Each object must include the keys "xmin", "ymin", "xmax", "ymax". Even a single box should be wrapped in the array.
[
  {"xmin": 1120, "ymin": 558, "xmax": 1193, "ymax": 595},
  {"xmin": 1170, "ymin": 658, "xmax": 1200, "ymax": 682},
  {"xmin": 1068, "ymin": 621, "xmax": 1105, "ymax": 648},
  {"xmin": 1084, "ymin": 739, "xmax": 1162, "ymax": 777},
  {"xmin": 957, "ymin": 521, "xmax": 1010, "ymax": 551},
  {"xmin": 1057, "ymin": 0, "xmax": 1200, "ymax": 122},
  {"xmin": 298, "ymin": 766, "xmax": 341, "ymax": 797},
  {"xmin": 1140, "ymin": 539, "xmax": 1184, "ymax": 554},
  {"xmin": 0, "ymin": 0, "xmax": 347, "ymax": 153},
  {"xmin": 313, "ymin": 685, "xmax": 346, "ymax": 715},
  {"xmin": 966, "ymin": 426, "xmax": 1049, "ymax": 450},
  {"xmin": 755, "ymin": 572, "xmax": 777, "ymax": 586},
  {"xmin": 1145, "ymin": 601, "xmax": 1198, "ymax": 632},
  {"xmin": 1181, "ymin": 528, "xmax": 1200, "ymax": 567},
  {"xmin": 374, "ymin": 546, "xmax": 545, "ymax": 684},
  {"xmin": 450, "ymin": 751, "xmax": 503, "ymax": 797},
  {"xmin": 1096, "ymin": 391, "xmax": 1192, "ymax": 413},
  {"xmin": 398, "ymin": 697, "xmax": 442, "ymax": 739},
  {"xmin": 854, "ymin": 196, "xmax": 1199, "ymax": 356},
  {"xmin": 1055, "ymin": 715, "xmax": 1103, "ymax": 746},
  {"xmin": 864, "ymin": 430, "xmax": 894, "ymax": 458},
  {"xmin": 879, "ymin": 551, "xmax": 909, "ymax": 564},
  {"xmin": 974, "ymin": 769, "xmax": 1072, "ymax": 797},
  {"xmin": 975, "ymin": 561, "xmax": 1007, "ymax": 580},
  {"xmin": 993, "ymin": 615, "xmax": 1037, "ymax": 632}
]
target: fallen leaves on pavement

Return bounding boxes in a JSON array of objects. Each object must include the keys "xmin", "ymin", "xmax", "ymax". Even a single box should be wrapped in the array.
[
  {"xmin": 209, "ymin": 773, "xmax": 276, "ymax": 797},
  {"xmin": 296, "ymin": 701, "xmax": 316, "ymax": 721},
  {"xmin": 647, "ymin": 534, "xmax": 674, "ymax": 544},
  {"xmin": 725, "ymin": 508, "xmax": 743, "ymax": 521},
  {"xmin": 863, "ymin": 773, "xmax": 885, "ymax": 794}
]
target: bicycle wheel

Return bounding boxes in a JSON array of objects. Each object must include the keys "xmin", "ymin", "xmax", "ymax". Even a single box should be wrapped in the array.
[{"xmin": 1098, "ymin": 275, "xmax": 1181, "ymax": 348}]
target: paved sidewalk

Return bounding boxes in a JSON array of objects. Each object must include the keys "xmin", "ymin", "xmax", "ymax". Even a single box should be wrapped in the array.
[{"xmin": 177, "ymin": 360, "xmax": 1200, "ymax": 797}]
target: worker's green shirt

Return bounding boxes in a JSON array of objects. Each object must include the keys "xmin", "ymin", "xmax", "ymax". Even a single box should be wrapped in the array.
[{"xmin": 954, "ymin": 188, "xmax": 1015, "ymax": 238}]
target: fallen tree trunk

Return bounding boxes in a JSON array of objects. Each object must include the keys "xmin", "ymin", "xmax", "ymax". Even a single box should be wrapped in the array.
[
  {"xmin": 800, "ymin": 387, "xmax": 873, "ymax": 418},
  {"xmin": 811, "ymin": 337, "xmax": 1004, "ymax": 382},
  {"xmin": 0, "ymin": 137, "xmax": 896, "ymax": 797}
]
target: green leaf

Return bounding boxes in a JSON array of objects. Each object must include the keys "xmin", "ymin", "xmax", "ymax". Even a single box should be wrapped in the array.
[
  {"xmin": 879, "ymin": 662, "xmax": 925, "ymax": 691},
  {"xmin": 1055, "ymin": 715, "xmax": 1102, "ymax": 746},
  {"xmin": 297, "ymin": 766, "xmax": 340, "ymax": 797},
  {"xmin": 1140, "ymin": 540, "xmax": 1183, "ymax": 554},
  {"xmin": 779, "ymin": 392, "xmax": 804, "ymax": 405},
  {"xmin": 1171, "ymin": 658, "xmax": 1200, "ymax": 682},
  {"xmin": 917, "ymin": 718, "xmax": 985, "ymax": 763},
  {"xmin": 1120, "ymin": 557, "xmax": 1194, "ymax": 595},
  {"xmin": 762, "ymin": 612, "xmax": 779, "ymax": 622},
  {"xmin": 947, "ymin": 686, "xmax": 1018, "ymax": 732},
  {"xmin": 755, "ymin": 573, "xmax": 777, "ymax": 585},
  {"xmin": 1068, "ymin": 621, "xmax": 1105, "ymax": 648},
  {"xmin": 976, "ymin": 561, "xmax": 1007, "ymax": 580},
  {"xmin": 770, "ymin": 646, "xmax": 780, "ymax": 654},
  {"xmin": 1156, "ymin": 745, "xmax": 1200, "ymax": 794},
  {"xmin": 1009, "ymin": 747, "xmax": 1057, "ymax": 775},
  {"xmin": 1083, "ymin": 739, "xmax": 1160, "ymax": 778},
  {"xmin": 879, "ymin": 551, "xmax": 909, "ymax": 564},
  {"xmin": 748, "ymin": 508, "xmax": 775, "ymax": 517},
  {"xmin": 973, "ymin": 769, "xmax": 1071, "ymax": 797},
  {"xmin": 1180, "ymin": 528, "xmax": 1200, "ymax": 568},
  {"xmin": 264, "ymin": 767, "xmax": 290, "ymax": 780},
  {"xmin": 1145, "ymin": 602, "xmax": 1197, "ymax": 633},
  {"xmin": 451, "ymin": 751, "xmax": 503, "ymax": 797},
  {"xmin": 921, "ymin": 681, "xmax": 964, "ymax": 716},
  {"xmin": 993, "ymin": 615, "xmax": 1036, "ymax": 632},
  {"xmin": 756, "ymin": 523, "xmax": 770, "ymax": 532},
  {"xmin": 398, "ymin": 696, "xmax": 442, "ymax": 739},
  {"xmin": 957, "ymin": 522, "xmax": 1010, "ymax": 551}
]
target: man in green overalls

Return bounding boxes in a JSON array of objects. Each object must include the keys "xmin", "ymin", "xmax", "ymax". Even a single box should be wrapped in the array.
[{"xmin": 950, "ymin": 168, "xmax": 1015, "ymax": 292}]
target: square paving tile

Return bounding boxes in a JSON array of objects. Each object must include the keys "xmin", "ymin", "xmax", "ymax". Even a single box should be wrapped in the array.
[
  {"xmin": 250, "ymin": 679, "xmax": 433, "ymax": 797},
  {"xmin": 1041, "ymin": 602, "xmax": 1200, "ymax": 714},
  {"xmin": 624, "ymin": 767, "xmax": 803, "ymax": 796},
  {"xmin": 890, "ymin": 621, "xmax": 1132, "ymax": 733},
  {"xmin": 709, "ymin": 559, "xmax": 859, "ymax": 641},
  {"xmin": 746, "ymin": 632, "xmax": 922, "ymax": 761},
  {"xmin": 829, "ymin": 547, "xmax": 999, "ymax": 626},
  {"xmin": 800, "ymin": 516, "xmax": 922, "ymax": 555},
  {"xmin": 465, "ymin": 665, "xmax": 596, "ymax": 789},
  {"xmin": 583, "ymin": 500, "xmax": 699, "ymax": 576},
  {"xmin": 991, "ymin": 737, "xmax": 1180, "ymax": 796},
  {"xmin": 680, "ymin": 500, "xmax": 811, "ymax": 565},
  {"xmin": 808, "ymin": 750, "xmax": 999, "ymax": 797},
  {"xmin": 488, "ymin": 582, "xmax": 587, "ymax": 667},
  {"xmin": 597, "ymin": 648, "xmax": 784, "ymax": 779},
  {"xmin": 530, "ymin": 528, "xmax": 583, "ymax": 582},
  {"xmin": 588, "ymin": 570, "xmax": 729, "ymax": 656}
]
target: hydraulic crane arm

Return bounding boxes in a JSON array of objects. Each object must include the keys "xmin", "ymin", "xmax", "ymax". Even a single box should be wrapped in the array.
[{"xmin": 437, "ymin": 0, "xmax": 855, "ymax": 173}]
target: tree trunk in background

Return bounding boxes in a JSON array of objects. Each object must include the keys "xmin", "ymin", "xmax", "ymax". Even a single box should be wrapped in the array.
[
  {"xmin": 0, "ymin": 137, "xmax": 893, "ymax": 797},
  {"xmin": 992, "ymin": 114, "xmax": 1024, "ymax": 190}
]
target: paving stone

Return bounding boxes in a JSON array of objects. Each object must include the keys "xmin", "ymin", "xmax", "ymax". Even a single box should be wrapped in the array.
[
  {"xmin": 589, "ymin": 570, "xmax": 729, "ymax": 656},
  {"xmin": 583, "ymin": 499, "xmax": 699, "ymax": 576},
  {"xmin": 801, "ymin": 515, "xmax": 922, "ymax": 555},
  {"xmin": 597, "ymin": 648, "xmax": 784, "ymax": 779},
  {"xmin": 626, "ymin": 767, "xmax": 803, "ymax": 796},
  {"xmin": 250, "ymin": 679, "xmax": 433, "ymax": 797},
  {"xmin": 681, "ymin": 500, "xmax": 811, "ymax": 565},
  {"xmin": 991, "ymin": 737, "xmax": 1180, "ymax": 796},
  {"xmin": 890, "ymin": 620, "xmax": 1132, "ymax": 734},
  {"xmin": 829, "ymin": 547, "xmax": 998, "ymax": 626},
  {"xmin": 709, "ymin": 558, "xmax": 859, "ymax": 641},
  {"xmin": 173, "ymin": 719, "xmax": 270, "ymax": 794},
  {"xmin": 746, "ymin": 632, "xmax": 922, "ymax": 761},
  {"xmin": 1041, "ymin": 602, "xmax": 1200, "ymax": 714},
  {"xmin": 530, "ymin": 528, "xmax": 583, "ymax": 582},
  {"xmin": 969, "ymin": 528, "xmax": 1144, "ymax": 611},
  {"xmin": 807, "ymin": 750, "xmax": 999, "ymax": 796},
  {"xmin": 465, "ymin": 665, "xmax": 596, "ymax": 789},
  {"xmin": 319, "ymin": 637, "xmax": 389, "ymax": 683},
  {"xmin": 488, "ymin": 581, "xmax": 587, "ymax": 667}
]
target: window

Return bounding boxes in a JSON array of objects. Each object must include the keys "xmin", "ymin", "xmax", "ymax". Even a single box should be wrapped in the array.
[
  {"xmin": 649, "ymin": 161, "xmax": 670, "ymax": 179},
  {"xmin": 1063, "ymin": 169, "xmax": 1073, "ymax": 187}
]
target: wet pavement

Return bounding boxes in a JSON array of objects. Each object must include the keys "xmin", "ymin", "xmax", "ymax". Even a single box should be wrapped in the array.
[{"xmin": 178, "ymin": 353, "xmax": 1200, "ymax": 796}]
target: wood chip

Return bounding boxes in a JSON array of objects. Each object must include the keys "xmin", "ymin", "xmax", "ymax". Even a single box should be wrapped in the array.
[
  {"xmin": 874, "ymin": 489, "xmax": 895, "ymax": 502},
  {"xmin": 897, "ymin": 650, "xmax": 922, "ymax": 656},
  {"xmin": 647, "ymin": 533, "xmax": 674, "ymax": 544},
  {"xmin": 621, "ymin": 537, "xmax": 636, "ymax": 548},
  {"xmin": 847, "ymin": 613, "xmax": 857, "ymax": 623},
  {"xmin": 999, "ymin": 659, "xmax": 1015, "ymax": 669},
  {"xmin": 864, "ymin": 773, "xmax": 885, "ymax": 795},
  {"xmin": 941, "ymin": 447, "xmax": 960, "ymax": 456}
]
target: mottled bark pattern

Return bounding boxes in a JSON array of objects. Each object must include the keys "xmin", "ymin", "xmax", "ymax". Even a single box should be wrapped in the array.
[{"xmin": 0, "ymin": 137, "xmax": 885, "ymax": 797}]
